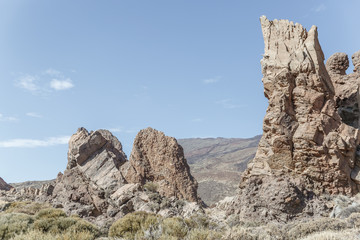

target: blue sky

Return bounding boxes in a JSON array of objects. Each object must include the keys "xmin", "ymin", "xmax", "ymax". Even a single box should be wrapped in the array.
[{"xmin": 0, "ymin": 0, "xmax": 359, "ymax": 183}]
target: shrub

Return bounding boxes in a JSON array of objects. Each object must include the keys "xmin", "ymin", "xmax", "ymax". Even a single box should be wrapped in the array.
[
  {"xmin": 162, "ymin": 217, "xmax": 189, "ymax": 239},
  {"xmin": 287, "ymin": 218, "xmax": 349, "ymax": 240},
  {"xmin": 300, "ymin": 229, "xmax": 360, "ymax": 240},
  {"xmin": 33, "ymin": 217, "xmax": 77, "ymax": 233},
  {"xmin": 109, "ymin": 211, "xmax": 161, "ymax": 240},
  {"xmin": 185, "ymin": 228, "xmax": 223, "ymax": 240},
  {"xmin": 160, "ymin": 197, "xmax": 172, "ymax": 209},
  {"xmin": 33, "ymin": 211, "xmax": 99, "ymax": 239},
  {"xmin": 35, "ymin": 208, "xmax": 67, "ymax": 220},
  {"xmin": 10, "ymin": 229, "xmax": 95, "ymax": 240},
  {"xmin": 185, "ymin": 214, "xmax": 215, "ymax": 229},
  {"xmin": 68, "ymin": 218, "xmax": 100, "ymax": 237},
  {"xmin": 4, "ymin": 202, "xmax": 51, "ymax": 215},
  {"xmin": 0, "ymin": 213, "xmax": 34, "ymax": 240},
  {"xmin": 144, "ymin": 182, "xmax": 159, "ymax": 193}
]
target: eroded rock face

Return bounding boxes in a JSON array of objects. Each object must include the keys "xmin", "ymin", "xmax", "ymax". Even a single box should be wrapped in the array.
[
  {"xmin": 48, "ymin": 127, "xmax": 202, "ymax": 226},
  {"xmin": 242, "ymin": 16, "xmax": 360, "ymax": 195},
  {"xmin": 0, "ymin": 177, "xmax": 12, "ymax": 191},
  {"xmin": 123, "ymin": 127, "xmax": 199, "ymax": 202},
  {"xmin": 225, "ymin": 16, "xmax": 360, "ymax": 222},
  {"xmin": 67, "ymin": 128, "xmax": 128, "ymax": 193}
]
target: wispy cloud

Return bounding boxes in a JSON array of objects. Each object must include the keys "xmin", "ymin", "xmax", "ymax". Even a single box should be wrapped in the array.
[
  {"xmin": 312, "ymin": 3, "xmax": 326, "ymax": 12},
  {"xmin": 50, "ymin": 79, "xmax": 74, "ymax": 91},
  {"xmin": 0, "ymin": 113, "xmax": 18, "ymax": 122},
  {"xmin": 0, "ymin": 136, "xmax": 70, "ymax": 148},
  {"xmin": 26, "ymin": 112, "xmax": 43, "ymax": 118},
  {"xmin": 15, "ymin": 68, "xmax": 74, "ymax": 95},
  {"xmin": 15, "ymin": 75, "xmax": 39, "ymax": 92},
  {"xmin": 108, "ymin": 127, "xmax": 138, "ymax": 134},
  {"xmin": 202, "ymin": 76, "xmax": 221, "ymax": 84},
  {"xmin": 108, "ymin": 128, "xmax": 123, "ymax": 133},
  {"xmin": 216, "ymin": 99, "xmax": 241, "ymax": 109}
]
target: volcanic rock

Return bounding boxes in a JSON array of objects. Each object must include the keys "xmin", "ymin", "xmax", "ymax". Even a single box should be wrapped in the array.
[
  {"xmin": 48, "ymin": 127, "xmax": 202, "ymax": 226},
  {"xmin": 67, "ymin": 128, "xmax": 128, "ymax": 193},
  {"xmin": 0, "ymin": 177, "xmax": 12, "ymax": 191},
  {"xmin": 221, "ymin": 16, "xmax": 360, "ymax": 222},
  {"xmin": 122, "ymin": 127, "xmax": 199, "ymax": 202}
]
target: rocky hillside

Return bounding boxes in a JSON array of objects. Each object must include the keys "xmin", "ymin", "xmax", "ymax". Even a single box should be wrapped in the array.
[{"xmin": 178, "ymin": 136, "xmax": 260, "ymax": 205}]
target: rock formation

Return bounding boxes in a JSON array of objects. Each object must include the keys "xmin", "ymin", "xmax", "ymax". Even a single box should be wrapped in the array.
[
  {"xmin": 0, "ymin": 177, "xmax": 12, "ymax": 191},
  {"xmin": 122, "ymin": 127, "xmax": 199, "ymax": 202},
  {"xmin": 48, "ymin": 127, "xmax": 201, "ymax": 226},
  {"xmin": 220, "ymin": 16, "xmax": 360, "ymax": 222},
  {"xmin": 51, "ymin": 128, "xmax": 128, "ymax": 218}
]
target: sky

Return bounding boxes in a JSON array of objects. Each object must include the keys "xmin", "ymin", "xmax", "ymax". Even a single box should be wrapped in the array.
[{"xmin": 0, "ymin": 0, "xmax": 359, "ymax": 183}]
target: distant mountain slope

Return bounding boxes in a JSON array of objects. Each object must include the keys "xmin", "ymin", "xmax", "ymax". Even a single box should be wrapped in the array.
[
  {"xmin": 10, "ymin": 179, "xmax": 55, "ymax": 190},
  {"xmin": 178, "ymin": 135, "xmax": 261, "ymax": 205}
]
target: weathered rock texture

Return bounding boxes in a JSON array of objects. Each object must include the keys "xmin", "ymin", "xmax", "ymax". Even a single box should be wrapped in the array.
[
  {"xmin": 66, "ymin": 128, "xmax": 128, "ymax": 192},
  {"xmin": 123, "ymin": 127, "xmax": 199, "ymax": 202},
  {"xmin": 221, "ymin": 16, "xmax": 360, "ymax": 222},
  {"xmin": 243, "ymin": 16, "xmax": 360, "ymax": 195},
  {"xmin": 51, "ymin": 128, "xmax": 128, "ymax": 218},
  {"xmin": 0, "ymin": 177, "xmax": 12, "ymax": 191},
  {"xmin": 48, "ymin": 127, "xmax": 201, "ymax": 226}
]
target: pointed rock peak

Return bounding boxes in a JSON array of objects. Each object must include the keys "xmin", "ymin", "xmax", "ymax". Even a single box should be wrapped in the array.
[
  {"xmin": 124, "ymin": 127, "xmax": 199, "ymax": 202},
  {"xmin": 243, "ymin": 17, "xmax": 359, "ymax": 196},
  {"xmin": 0, "ymin": 177, "xmax": 13, "ymax": 191}
]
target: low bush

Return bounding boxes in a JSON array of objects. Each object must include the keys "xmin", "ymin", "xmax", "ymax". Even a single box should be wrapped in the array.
[
  {"xmin": 4, "ymin": 202, "xmax": 50, "ymax": 215},
  {"xmin": 287, "ymin": 218, "xmax": 349, "ymax": 240},
  {"xmin": 144, "ymin": 182, "xmax": 159, "ymax": 193},
  {"xmin": 0, "ymin": 213, "xmax": 34, "ymax": 240},
  {"xmin": 162, "ymin": 217, "xmax": 189, "ymax": 239},
  {"xmin": 185, "ymin": 228, "xmax": 223, "ymax": 240},
  {"xmin": 300, "ymin": 229, "xmax": 360, "ymax": 240},
  {"xmin": 9, "ymin": 229, "xmax": 95, "ymax": 240},
  {"xmin": 35, "ymin": 208, "xmax": 67, "ymax": 220},
  {"xmin": 109, "ymin": 211, "xmax": 161, "ymax": 240}
]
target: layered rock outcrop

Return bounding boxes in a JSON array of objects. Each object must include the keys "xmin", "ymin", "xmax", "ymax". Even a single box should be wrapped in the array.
[
  {"xmin": 221, "ymin": 16, "xmax": 360, "ymax": 222},
  {"xmin": 122, "ymin": 127, "xmax": 199, "ymax": 202},
  {"xmin": 0, "ymin": 177, "xmax": 12, "ymax": 191},
  {"xmin": 48, "ymin": 127, "xmax": 201, "ymax": 226}
]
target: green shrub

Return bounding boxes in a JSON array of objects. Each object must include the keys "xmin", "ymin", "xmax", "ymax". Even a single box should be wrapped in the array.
[
  {"xmin": 144, "ymin": 182, "xmax": 159, "ymax": 193},
  {"xmin": 33, "ymin": 210, "xmax": 99, "ymax": 239},
  {"xmin": 287, "ymin": 218, "xmax": 349, "ymax": 240},
  {"xmin": 33, "ymin": 217, "xmax": 77, "ymax": 233},
  {"xmin": 10, "ymin": 229, "xmax": 95, "ymax": 240},
  {"xmin": 68, "ymin": 218, "xmax": 100, "ymax": 237},
  {"xmin": 300, "ymin": 229, "xmax": 360, "ymax": 240},
  {"xmin": 185, "ymin": 214, "xmax": 218, "ymax": 230},
  {"xmin": 162, "ymin": 217, "xmax": 189, "ymax": 239},
  {"xmin": 109, "ymin": 211, "xmax": 161, "ymax": 240},
  {"xmin": 185, "ymin": 228, "xmax": 223, "ymax": 240},
  {"xmin": 4, "ymin": 202, "xmax": 51, "ymax": 215},
  {"xmin": 0, "ymin": 213, "xmax": 34, "ymax": 240},
  {"xmin": 35, "ymin": 208, "xmax": 67, "ymax": 220}
]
